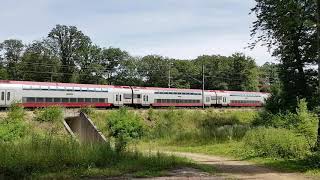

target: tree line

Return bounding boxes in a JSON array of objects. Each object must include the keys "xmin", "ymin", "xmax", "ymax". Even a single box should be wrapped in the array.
[{"xmin": 0, "ymin": 24, "xmax": 278, "ymax": 92}]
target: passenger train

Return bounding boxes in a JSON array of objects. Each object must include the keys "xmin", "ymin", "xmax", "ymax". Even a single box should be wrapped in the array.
[{"xmin": 0, "ymin": 80, "xmax": 270, "ymax": 108}]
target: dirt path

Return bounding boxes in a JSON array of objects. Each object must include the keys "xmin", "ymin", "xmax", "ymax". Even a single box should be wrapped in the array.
[{"xmin": 139, "ymin": 152, "xmax": 314, "ymax": 180}]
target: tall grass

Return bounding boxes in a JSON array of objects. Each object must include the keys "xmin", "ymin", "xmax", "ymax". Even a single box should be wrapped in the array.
[
  {"xmin": 243, "ymin": 127, "xmax": 310, "ymax": 159},
  {"xmin": 0, "ymin": 136, "xmax": 195, "ymax": 179},
  {"xmin": 34, "ymin": 106, "xmax": 64, "ymax": 122},
  {"xmin": 0, "ymin": 104, "xmax": 27, "ymax": 142},
  {"xmin": 142, "ymin": 109, "xmax": 258, "ymax": 145}
]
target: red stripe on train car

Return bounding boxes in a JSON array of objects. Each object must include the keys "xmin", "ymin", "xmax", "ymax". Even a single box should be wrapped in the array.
[
  {"xmin": 20, "ymin": 102, "xmax": 112, "ymax": 108},
  {"xmin": 151, "ymin": 103, "xmax": 209, "ymax": 107},
  {"xmin": 228, "ymin": 103, "xmax": 262, "ymax": 107}
]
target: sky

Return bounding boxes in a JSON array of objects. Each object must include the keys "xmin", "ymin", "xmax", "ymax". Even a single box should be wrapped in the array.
[{"xmin": 0, "ymin": 0, "xmax": 275, "ymax": 65}]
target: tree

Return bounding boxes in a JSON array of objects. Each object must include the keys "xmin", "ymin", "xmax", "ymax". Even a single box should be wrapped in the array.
[
  {"xmin": 112, "ymin": 56, "xmax": 144, "ymax": 86},
  {"xmin": 138, "ymin": 55, "xmax": 169, "ymax": 87},
  {"xmin": 101, "ymin": 47, "xmax": 129, "ymax": 84},
  {"xmin": 251, "ymin": 0, "xmax": 316, "ymax": 111},
  {"xmin": 259, "ymin": 62, "xmax": 280, "ymax": 92},
  {"xmin": 19, "ymin": 40, "xmax": 60, "ymax": 82},
  {"xmin": 0, "ymin": 39, "xmax": 24, "ymax": 79},
  {"xmin": 76, "ymin": 45, "xmax": 106, "ymax": 84},
  {"xmin": 250, "ymin": 0, "xmax": 320, "ymax": 148},
  {"xmin": 48, "ymin": 24, "xmax": 92, "ymax": 82}
]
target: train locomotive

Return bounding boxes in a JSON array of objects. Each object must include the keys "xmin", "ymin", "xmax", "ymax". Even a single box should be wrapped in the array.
[{"xmin": 0, "ymin": 80, "xmax": 269, "ymax": 108}]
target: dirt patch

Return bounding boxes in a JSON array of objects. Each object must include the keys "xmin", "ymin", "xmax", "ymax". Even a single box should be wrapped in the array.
[{"xmin": 162, "ymin": 152, "xmax": 314, "ymax": 180}]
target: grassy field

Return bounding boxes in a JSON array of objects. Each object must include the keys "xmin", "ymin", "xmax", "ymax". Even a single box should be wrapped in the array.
[
  {"xmin": 0, "ymin": 106, "xmax": 215, "ymax": 179},
  {"xmin": 89, "ymin": 107, "xmax": 320, "ymax": 177}
]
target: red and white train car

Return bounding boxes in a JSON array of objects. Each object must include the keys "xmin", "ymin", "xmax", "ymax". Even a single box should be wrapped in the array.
[
  {"xmin": 0, "ymin": 80, "xmax": 131, "ymax": 108},
  {"xmin": 0, "ymin": 80, "xmax": 269, "ymax": 108}
]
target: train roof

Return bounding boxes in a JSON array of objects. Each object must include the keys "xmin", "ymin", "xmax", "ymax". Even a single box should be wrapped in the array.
[
  {"xmin": 0, "ymin": 80, "xmax": 131, "ymax": 89},
  {"xmin": 131, "ymin": 86, "xmax": 202, "ymax": 92},
  {"xmin": 208, "ymin": 90, "xmax": 269, "ymax": 94}
]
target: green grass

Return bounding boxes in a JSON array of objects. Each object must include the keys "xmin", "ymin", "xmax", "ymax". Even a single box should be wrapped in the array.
[{"xmin": 0, "ymin": 136, "xmax": 215, "ymax": 179}]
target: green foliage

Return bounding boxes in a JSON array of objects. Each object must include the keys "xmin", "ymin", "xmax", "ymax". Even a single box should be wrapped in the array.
[
  {"xmin": 0, "ymin": 104, "xmax": 27, "ymax": 142},
  {"xmin": 145, "ymin": 109, "xmax": 257, "ymax": 144},
  {"xmin": 0, "ymin": 136, "xmax": 195, "ymax": 179},
  {"xmin": 34, "ymin": 106, "xmax": 63, "ymax": 122},
  {"xmin": 251, "ymin": 0, "xmax": 317, "ymax": 111},
  {"xmin": 80, "ymin": 106, "xmax": 95, "ymax": 115},
  {"xmin": 254, "ymin": 99, "xmax": 317, "ymax": 148},
  {"xmin": 244, "ymin": 127, "xmax": 310, "ymax": 159},
  {"xmin": 107, "ymin": 108, "xmax": 145, "ymax": 152}
]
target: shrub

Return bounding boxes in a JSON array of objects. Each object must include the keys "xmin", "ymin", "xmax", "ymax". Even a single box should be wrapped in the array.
[
  {"xmin": 253, "ymin": 99, "xmax": 317, "ymax": 148},
  {"xmin": 80, "ymin": 106, "xmax": 95, "ymax": 115},
  {"xmin": 34, "ymin": 106, "xmax": 63, "ymax": 122},
  {"xmin": 199, "ymin": 124, "xmax": 251, "ymax": 142},
  {"xmin": 107, "ymin": 108, "xmax": 145, "ymax": 152},
  {"xmin": 243, "ymin": 127, "xmax": 310, "ymax": 159},
  {"xmin": 0, "ymin": 103, "xmax": 27, "ymax": 142}
]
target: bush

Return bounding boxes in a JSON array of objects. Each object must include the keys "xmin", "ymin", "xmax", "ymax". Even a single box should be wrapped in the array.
[
  {"xmin": 80, "ymin": 106, "xmax": 95, "ymax": 115},
  {"xmin": 34, "ymin": 106, "xmax": 63, "ymax": 122},
  {"xmin": 253, "ymin": 99, "xmax": 317, "ymax": 148},
  {"xmin": 199, "ymin": 124, "xmax": 251, "ymax": 142},
  {"xmin": 243, "ymin": 127, "xmax": 310, "ymax": 159},
  {"xmin": 0, "ymin": 103, "xmax": 27, "ymax": 142},
  {"xmin": 107, "ymin": 108, "xmax": 145, "ymax": 152}
]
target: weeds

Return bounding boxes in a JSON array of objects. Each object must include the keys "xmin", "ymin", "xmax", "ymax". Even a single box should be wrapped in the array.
[
  {"xmin": 243, "ymin": 127, "xmax": 310, "ymax": 159},
  {"xmin": 0, "ymin": 136, "xmax": 201, "ymax": 179},
  {"xmin": 0, "ymin": 103, "xmax": 27, "ymax": 142},
  {"xmin": 107, "ymin": 108, "xmax": 145, "ymax": 152},
  {"xmin": 34, "ymin": 106, "xmax": 63, "ymax": 122}
]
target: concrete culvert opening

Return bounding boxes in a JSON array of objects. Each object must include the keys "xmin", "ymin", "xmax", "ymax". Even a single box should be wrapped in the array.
[{"xmin": 64, "ymin": 112, "xmax": 107, "ymax": 143}]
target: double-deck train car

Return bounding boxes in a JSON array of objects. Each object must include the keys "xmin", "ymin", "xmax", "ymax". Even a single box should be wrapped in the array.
[{"xmin": 0, "ymin": 80, "xmax": 269, "ymax": 108}]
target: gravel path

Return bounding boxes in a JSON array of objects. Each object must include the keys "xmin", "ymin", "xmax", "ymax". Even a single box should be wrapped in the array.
[{"xmin": 139, "ymin": 151, "xmax": 314, "ymax": 180}]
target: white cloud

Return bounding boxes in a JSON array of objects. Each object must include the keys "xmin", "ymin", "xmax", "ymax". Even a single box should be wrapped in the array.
[{"xmin": 0, "ymin": 0, "xmax": 274, "ymax": 65}]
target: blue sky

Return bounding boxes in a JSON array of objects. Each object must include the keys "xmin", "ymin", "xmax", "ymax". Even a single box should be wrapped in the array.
[{"xmin": 0, "ymin": 0, "xmax": 274, "ymax": 65}]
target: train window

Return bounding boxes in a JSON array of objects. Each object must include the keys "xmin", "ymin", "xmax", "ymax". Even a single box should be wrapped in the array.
[
  {"xmin": 78, "ymin": 98, "xmax": 84, "ymax": 102},
  {"xmin": 85, "ymin": 98, "xmax": 91, "ymax": 102},
  {"xmin": 45, "ymin": 98, "xmax": 53, "ymax": 102},
  {"xmin": 70, "ymin": 98, "xmax": 77, "ymax": 103},
  {"xmin": 27, "ymin": 97, "xmax": 36, "ymax": 102},
  {"xmin": 102, "ymin": 88, "xmax": 108, "ymax": 92},
  {"xmin": 146, "ymin": 95, "xmax": 148, "ymax": 101},
  {"xmin": 62, "ymin": 98, "xmax": 69, "ymax": 103},
  {"xmin": 92, "ymin": 98, "xmax": 99, "ymax": 103},
  {"xmin": 36, "ymin": 98, "xmax": 44, "ymax": 102},
  {"xmin": 7, "ymin": 92, "xmax": 10, "ymax": 101},
  {"xmin": 124, "ymin": 94, "xmax": 132, "ymax": 99},
  {"xmin": 134, "ymin": 94, "xmax": 141, "ymax": 99},
  {"xmin": 54, "ymin": 98, "xmax": 61, "ymax": 102},
  {"xmin": 119, "ymin": 95, "xmax": 122, "ymax": 101},
  {"xmin": 99, "ymin": 98, "xmax": 105, "ymax": 103}
]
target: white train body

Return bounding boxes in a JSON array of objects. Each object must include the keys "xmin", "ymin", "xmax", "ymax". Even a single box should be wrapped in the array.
[{"xmin": 0, "ymin": 80, "xmax": 269, "ymax": 108}]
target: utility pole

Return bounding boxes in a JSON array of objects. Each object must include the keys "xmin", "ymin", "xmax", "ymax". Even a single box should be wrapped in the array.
[
  {"xmin": 202, "ymin": 63, "xmax": 205, "ymax": 109},
  {"xmin": 315, "ymin": 0, "xmax": 320, "ymax": 149},
  {"xmin": 168, "ymin": 63, "xmax": 171, "ymax": 88}
]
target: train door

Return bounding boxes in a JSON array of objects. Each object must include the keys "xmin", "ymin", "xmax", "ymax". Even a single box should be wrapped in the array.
[
  {"xmin": 0, "ymin": 90, "xmax": 15, "ymax": 107},
  {"xmin": 0, "ymin": 90, "xmax": 5, "ymax": 106},
  {"xmin": 114, "ymin": 93, "xmax": 123, "ymax": 106},
  {"xmin": 142, "ymin": 94, "xmax": 149, "ymax": 106}
]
